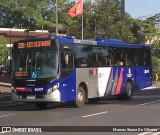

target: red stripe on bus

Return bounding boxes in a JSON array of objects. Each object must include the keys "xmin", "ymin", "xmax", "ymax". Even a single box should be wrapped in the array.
[{"xmin": 115, "ymin": 69, "xmax": 123, "ymax": 95}]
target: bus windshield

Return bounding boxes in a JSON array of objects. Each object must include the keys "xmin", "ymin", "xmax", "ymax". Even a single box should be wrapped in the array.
[{"xmin": 12, "ymin": 50, "xmax": 58, "ymax": 79}]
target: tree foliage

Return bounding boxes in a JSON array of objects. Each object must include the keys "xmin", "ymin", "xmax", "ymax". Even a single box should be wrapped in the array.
[
  {"xmin": 0, "ymin": 0, "xmax": 71, "ymax": 30},
  {"xmin": 152, "ymin": 56, "xmax": 159, "ymax": 68},
  {"xmin": 0, "ymin": 36, "xmax": 8, "ymax": 64},
  {"xmin": 0, "ymin": 0, "xmax": 159, "ymax": 44}
]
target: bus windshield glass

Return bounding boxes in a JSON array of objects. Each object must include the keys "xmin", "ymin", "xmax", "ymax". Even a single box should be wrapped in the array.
[{"xmin": 12, "ymin": 41, "xmax": 58, "ymax": 79}]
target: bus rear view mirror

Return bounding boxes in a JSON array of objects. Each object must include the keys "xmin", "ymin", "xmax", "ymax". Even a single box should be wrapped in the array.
[{"xmin": 65, "ymin": 54, "xmax": 69, "ymax": 64}]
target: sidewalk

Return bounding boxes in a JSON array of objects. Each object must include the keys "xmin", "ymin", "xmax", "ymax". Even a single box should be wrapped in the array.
[
  {"xmin": 152, "ymin": 82, "xmax": 160, "ymax": 88},
  {"xmin": 0, "ymin": 82, "xmax": 11, "ymax": 94}
]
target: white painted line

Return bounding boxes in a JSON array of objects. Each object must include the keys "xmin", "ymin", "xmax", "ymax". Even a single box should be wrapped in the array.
[
  {"xmin": 139, "ymin": 101, "xmax": 157, "ymax": 106},
  {"xmin": 82, "ymin": 111, "xmax": 108, "ymax": 118},
  {"xmin": 152, "ymin": 132, "xmax": 160, "ymax": 135},
  {"xmin": 0, "ymin": 132, "xmax": 7, "ymax": 134},
  {"xmin": 138, "ymin": 132, "xmax": 160, "ymax": 135},
  {"xmin": 137, "ymin": 132, "xmax": 151, "ymax": 135},
  {"xmin": 139, "ymin": 100, "xmax": 160, "ymax": 106},
  {"xmin": 0, "ymin": 114, "xmax": 15, "ymax": 118},
  {"xmin": 0, "ymin": 131, "xmax": 8, "ymax": 134}
]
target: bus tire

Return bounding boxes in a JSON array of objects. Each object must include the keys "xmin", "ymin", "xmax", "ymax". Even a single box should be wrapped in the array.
[
  {"xmin": 35, "ymin": 102, "xmax": 48, "ymax": 110},
  {"xmin": 74, "ymin": 86, "xmax": 85, "ymax": 108},
  {"xmin": 118, "ymin": 82, "xmax": 133, "ymax": 100}
]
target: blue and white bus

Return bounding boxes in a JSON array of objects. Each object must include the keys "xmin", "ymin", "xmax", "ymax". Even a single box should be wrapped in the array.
[{"xmin": 11, "ymin": 36, "xmax": 152, "ymax": 109}]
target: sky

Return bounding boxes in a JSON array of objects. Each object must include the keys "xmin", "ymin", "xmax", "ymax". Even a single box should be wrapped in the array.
[
  {"xmin": 70, "ymin": 0, "xmax": 160, "ymax": 19},
  {"xmin": 125, "ymin": 0, "xmax": 160, "ymax": 19}
]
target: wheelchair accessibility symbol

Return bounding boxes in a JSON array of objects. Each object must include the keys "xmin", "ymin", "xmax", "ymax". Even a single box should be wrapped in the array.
[{"xmin": 31, "ymin": 71, "xmax": 38, "ymax": 78}]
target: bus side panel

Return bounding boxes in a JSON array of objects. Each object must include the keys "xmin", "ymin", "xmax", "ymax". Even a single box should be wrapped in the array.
[
  {"xmin": 98, "ymin": 68, "xmax": 112, "ymax": 97},
  {"xmin": 135, "ymin": 66, "xmax": 152, "ymax": 90},
  {"xmin": 76, "ymin": 68, "xmax": 97, "ymax": 98},
  {"xmin": 105, "ymin": 67, "xmax": 123, "ymax": 96},
  {"xmin": 121, "ymin": 66, "xmax": 136, "ymax": 91},
  {"xmin": 105, "ymin": 67, "xmax": 136, "ymax": 96},
  {"xmin": 60, "ymin": 70, "xmax": 76, "ymax": 102},
  {"xmin": 76, "ymin": 68, "xmax": 115, "ymax": 98},
  {"xmin": 75, "ymin": 66, "xmax": 150, "ymax": 98},
  {"xmin": 76, "ymin": 67, "xmax": 117, "ymax": 98}
]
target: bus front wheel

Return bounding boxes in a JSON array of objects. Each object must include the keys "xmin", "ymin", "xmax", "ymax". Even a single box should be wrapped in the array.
[{"xmin": 74, "ymin": 86, "xmax": 85, "ymax": 108}]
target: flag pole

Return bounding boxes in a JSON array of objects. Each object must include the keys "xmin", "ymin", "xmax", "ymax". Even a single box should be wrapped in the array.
[
  {"xmin": 82, "ymin": 11, "xmax": 84, "ymax": 39},
  {"xmin": 56, "ymin": 0, "xmax": 58, "ymax": 35}
]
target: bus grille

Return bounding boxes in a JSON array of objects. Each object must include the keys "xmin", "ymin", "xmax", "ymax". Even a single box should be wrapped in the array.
[{"xmin": 18, "ymin": 94, "xmax": 45, "ymax": 99}]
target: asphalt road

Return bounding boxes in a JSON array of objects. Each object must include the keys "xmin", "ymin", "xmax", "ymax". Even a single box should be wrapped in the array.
[{"xmin": 0, "ymin": 87, "xmax": 160, "ymax": 135}]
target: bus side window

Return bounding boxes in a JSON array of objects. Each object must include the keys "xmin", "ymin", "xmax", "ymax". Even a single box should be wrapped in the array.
[
  {"xmin": 107, "ymin": 58, "xmax": 112, "ymax": 66},
  {"xmin": 101, "ymin": 46, "xmax": 113, "ymax": 67},
  {"xmin": 78, "ymin": 58, "xmax": 87, "ymax": 67},
  {"xmin": 113, "ymin": 47, "xmax": 123, "ymax": 66},
  {"xmin": 123, "ymin": 54, "xmax": 130, "ymax": 66}
]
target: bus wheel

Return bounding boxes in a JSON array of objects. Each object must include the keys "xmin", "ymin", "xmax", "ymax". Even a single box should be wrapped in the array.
[
  {"xmin": 35, "ymin": 102, "xmax": 48, "ymax": 110},
  {"xmin": 118, "ymin": 82, "xmax": 133, "ymax": 100},
  {"xmin": 74, "ymin": 86, "xmax": 85, "ymax": 108}
]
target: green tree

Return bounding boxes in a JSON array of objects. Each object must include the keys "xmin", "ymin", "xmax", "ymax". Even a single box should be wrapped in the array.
[
  {"xmin": 130, "ymin": 19, "xmax": 146, "ymax": 44},
  {"xmin": 0, "ymin": 0, "xmax": 159, "ymax": 44},
  {"xmin": 67, "ymin": 0, "xmax": 135, "ymax": 42},
  {"xmin": 0, "ymin": 0, "xmax": 72, "ymax": 30},
  {"xmin": 152, "ymin": 56, "xmax": 160, "ymax": 67},
  {"xmin": 0, "ymin": 36, "xmax": 8, "ymax": 64}
]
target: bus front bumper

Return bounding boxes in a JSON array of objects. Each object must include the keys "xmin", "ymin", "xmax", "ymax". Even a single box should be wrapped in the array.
[{"xmin": 12, "ymin": 89, "xmax": 61, "ymax": 102}]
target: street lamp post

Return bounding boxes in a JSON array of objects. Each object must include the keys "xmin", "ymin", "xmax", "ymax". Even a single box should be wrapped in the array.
[
  {"xmin": 121, "ymin": 0, "xmax": 125, "ymax": 22},
  {"xmin": 9, "ymin": 28, "xmax": 12, "ymax": 71},
  {"xmin": 56, "ymin": 0, "xmax": 58, "ymax": 35}
]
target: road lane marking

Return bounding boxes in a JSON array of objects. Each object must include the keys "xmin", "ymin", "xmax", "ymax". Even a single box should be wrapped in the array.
[
  {"xmin": 0, "ymin": 132, "xmax": 7, "ymax": 134},
  {"xmin": 138, "ymin": 132, "xmax": 151, "ymax": 135},
  {"xmin": 138, "ymin": 127, "xmax": 160, "ymax": 135},
  {"xmin": 152, "ymin": 132, "xmax": 160, "ymax": 135},
  {"xmin": 82, "ymin": 111, "xmax": 108, "ymax": 118},
  {"xmin": 139, "ymin": 100, "xmax": 160, "ymax": 106},
  {"xmin": 0, "ymin": 114, "xmax": 15, "ymax": 118},
  {"xmin": 138, "ymin": 132, "xmax": 160, "ymax": 135}
]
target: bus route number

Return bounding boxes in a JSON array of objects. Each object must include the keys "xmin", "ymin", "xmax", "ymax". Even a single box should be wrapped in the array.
[{"xmin": 18, "ymin": 40, "xmax": 51, "ymax": 49}]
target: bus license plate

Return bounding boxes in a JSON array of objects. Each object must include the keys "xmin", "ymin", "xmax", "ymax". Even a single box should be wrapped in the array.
[{"xmin": 27, "ymin": 95, "xmax": 35, "ymax": 99}]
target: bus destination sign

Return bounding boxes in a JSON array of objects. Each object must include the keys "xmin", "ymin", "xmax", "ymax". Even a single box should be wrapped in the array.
[{"xmin": 18, "ymin": 40, "xmax": 51, "ymax": 49}]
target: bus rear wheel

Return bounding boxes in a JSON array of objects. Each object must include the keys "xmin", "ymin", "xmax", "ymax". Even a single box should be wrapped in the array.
[
  {"xmin": 74, "ymin": 86, "xmax": 85, "ymax": 108},
  {"xmin": 118, "ymin": 82, "xmax": 133, "ymax": 100},
  {"xmin": 35, "ymin": 102, "xmax": 48, "ymax": 110}
]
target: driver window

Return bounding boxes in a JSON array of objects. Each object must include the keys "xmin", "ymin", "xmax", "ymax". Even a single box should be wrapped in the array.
[{"xmin": 61, "ymin": 52, "xmax": 73, "ymax": 69}]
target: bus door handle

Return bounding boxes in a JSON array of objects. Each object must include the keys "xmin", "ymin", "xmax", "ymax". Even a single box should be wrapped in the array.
[{"xmin": 63, "ymin": 84, "xmax": 67, "ymax": 87}]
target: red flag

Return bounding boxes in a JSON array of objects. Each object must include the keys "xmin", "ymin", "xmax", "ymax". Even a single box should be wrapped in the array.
[{"xmin": 68, "ymin": 0, "xmax": 83, "ymax": 17}]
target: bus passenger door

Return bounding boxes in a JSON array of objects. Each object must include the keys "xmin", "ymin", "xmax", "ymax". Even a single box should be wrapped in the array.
[{"xmin": 60, "ymin": 44, "xmax": 75, "ymax": 102}]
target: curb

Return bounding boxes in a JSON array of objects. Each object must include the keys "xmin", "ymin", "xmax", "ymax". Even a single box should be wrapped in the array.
[
  {"xmin": 0, "ymin": 83, "xmax": 11, "ymax": 94},
  {"xmin": 0, "ymin": 82, "xmax": 11, "ymax": 87},
  {"xmin": 142, "ymin": 86, "xmax": 157, "ymax": 90}
]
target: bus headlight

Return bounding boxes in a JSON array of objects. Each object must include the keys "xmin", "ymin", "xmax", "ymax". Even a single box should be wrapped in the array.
[
  {"xmin": 47, "ymin": 84, "xmax": 59, "ymax": 95},
  {"xmin": 47, "ymin": 87, "xmax": 53, "ymax": 95},
  {"xmin": 11, "ymin": 87, "xmax": 17, "ymax": 94}
]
